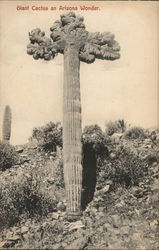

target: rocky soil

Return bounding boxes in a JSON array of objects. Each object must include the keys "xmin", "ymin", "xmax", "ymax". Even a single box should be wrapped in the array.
[{"xmin": 0, "ymin": 135, "xmax": 158, "ymax": 249}]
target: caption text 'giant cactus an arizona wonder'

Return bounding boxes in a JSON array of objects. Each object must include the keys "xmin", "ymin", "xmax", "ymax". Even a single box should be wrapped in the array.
[{"xmin": 27, "ymin": 12, "xmax": 120, "ymax": 217}]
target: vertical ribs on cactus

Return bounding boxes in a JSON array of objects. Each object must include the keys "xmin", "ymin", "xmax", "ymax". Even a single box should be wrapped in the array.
[
  {"xmin": 2, "ymin": 105, "xmax": 12, "ymax": 143},
  {"xmin": 27, "ymin": 12, "xmax": 120, "ymax": 217}
]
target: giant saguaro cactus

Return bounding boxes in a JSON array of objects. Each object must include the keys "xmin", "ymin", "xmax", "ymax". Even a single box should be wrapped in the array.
[
  {"xmin": 27, "ymin": 12, "xmax": 120, "ymax": 216},
  {"xmin": 2, "ymin": 105, "xmax": 12, "ymax": 143}
]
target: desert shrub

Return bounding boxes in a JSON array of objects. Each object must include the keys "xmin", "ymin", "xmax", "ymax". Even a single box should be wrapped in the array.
[
  {"xmin": 46, "ymin": 148, "xmax": 64, "ymax": 189},
  {"xmin": 123, "ymin": 126, "xmax": 147, "ymax": 140},
  {"xmin": 0, "ymin": 155, "xmax": 64, "ymax": 230},
  {"xmin": 146, "ymin": 152, "xmax": 159, "ymax": 165},
  {"xmin": 31, "ymin": 122, "xmax": 62, "ymax": 152},
  {"xmin": 31, "ymin": 122, "xmax": 109, "ymax": 157},
  {"xmin": 111, "ymin": 146, "xmax": 144, "ymax": 187},
  {"xmin": 105, "ymin": 119, "xmax": 127, "ymax": 136},
  {"xmin": 97, "ymin": 143, "xmax": 148, "ymax": 189},
  {"xmin": 82, "ymin": 124, "xmax": 108, "ymax": 157},
  {"xmin": 149, "ymin": 129, "xmax": 159, "ymax": 142},
  {"xmin": 0, "ymin": 141, "xmax": 18, "ymax": 171}
]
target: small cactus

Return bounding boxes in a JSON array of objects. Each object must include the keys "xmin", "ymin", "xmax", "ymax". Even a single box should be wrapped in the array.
[{"xmin": 2, "ymin": 105, "xmax": 12, "ymax": 143}]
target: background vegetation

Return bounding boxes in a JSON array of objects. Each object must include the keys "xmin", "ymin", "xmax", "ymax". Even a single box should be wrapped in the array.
[{"xmin": 0, "ymin": 120, "xmax": 158, "ymax": 234}]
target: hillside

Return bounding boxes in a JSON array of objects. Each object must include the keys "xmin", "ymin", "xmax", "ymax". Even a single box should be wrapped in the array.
[{"xmin": 0, "ymin": 129, "xmax": 158, "ymax": 249}]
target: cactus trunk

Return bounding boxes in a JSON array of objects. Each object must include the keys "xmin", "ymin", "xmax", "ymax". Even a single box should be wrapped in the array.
[
  {"xmin": 63, "ymin": 45, "xmax": 82, "ymax": 216},
  {"xmin": 2, "ymin": 105, "xmax": 12, "ymax": 143}
]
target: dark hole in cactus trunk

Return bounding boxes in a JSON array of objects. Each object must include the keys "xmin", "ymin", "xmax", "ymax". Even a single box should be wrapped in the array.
[{"xmin": 81, "ymin": 143, "xmax": 97, "ymax": 210}]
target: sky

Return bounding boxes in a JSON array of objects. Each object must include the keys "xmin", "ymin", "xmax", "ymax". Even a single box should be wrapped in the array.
[{"xmin": 0, "ymin": 1, "xmax": 158, "ymax": 145}]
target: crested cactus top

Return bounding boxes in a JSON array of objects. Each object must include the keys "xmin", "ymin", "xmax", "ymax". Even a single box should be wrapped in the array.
[{"xmin": 27, "ymin": 12, "xmax": 120, "ymax": 63}]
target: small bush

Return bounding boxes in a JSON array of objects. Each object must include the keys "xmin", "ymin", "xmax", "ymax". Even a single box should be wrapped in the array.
[
  {"xmin": 0, "ymin": 153, "xmax": 64, "ymax": 230},
  {"xmin": 46, "ymin": 148, "xmax": 64, "ymax": 189},
  {"xmin": 82, "ymin": 124, "xmax": 108, "ymax": 156},
  {"xmin": 97, "ymin": 143, "xmax": 148, "ymax": 189},
  {"xmin": 146, "ymin": 153, "xmax": 159, "ymax": 165},
  {"xmin": 105, "ymin": 119, "xmax": 127, "ymax": 136},
  {"xmin": 123, "ymin": 126, "xmax": 147, "ymax": 140},
  {"xmin": 111, "ymin": 145, "xmax": 145, "ymax": 187},
  {"xmin": 31, "ymin": 122, "xmax": 62, "ymax": 152},
  {"xmin": 0, "ymin": 141, "xmax": 18, "ymax": 171}
]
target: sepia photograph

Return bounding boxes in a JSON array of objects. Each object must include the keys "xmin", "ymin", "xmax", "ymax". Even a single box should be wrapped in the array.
[{"xmin": 0, "ymin": 1, "xmax": 158, "ymax": 249}]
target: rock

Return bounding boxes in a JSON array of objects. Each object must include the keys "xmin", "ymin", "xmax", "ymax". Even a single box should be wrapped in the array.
[
  {"xmin": 151, "ymin": 131, "xmax": 157, "ymax": 141},
  {"xmin": 131, "ymin": 186, "xmax": 143, "ymax": 198},
  {"xmin": 1, "ymin": 240, "xmax": 16, "ymax": 248},
  {"xmin": 140, "ymin": 155, "xmax": 147, "ymax": 161},
  {"xmin": 94, "ymin": 196, "xmax": 104, "ymax": 202},
  {"xmin": 150, "ymin": 220, "xmax": 158, "ymax": 229},
  {"xmin": 62, "ymin": 199, "xmax": 67, "ymax": 205},
  {"xmin": 121, "ymin": 225, "xmax": 130, "ymax": 235},
  {"xmin": 64, "ymin": 236, "xmax": 89, "ymax": 250},
  {"xmin": 115, "ymin": 200, "xmax": 125, "ymax": 208},
  {"xmin": 67, "ymin": 220, "xmax": 85, "ymax": 231},
  {"xmin": 23, "ymin": 159, "xmax": 31, "ymax": 163},
  {"xmin": 8, "ymin": 235, "xmax": 21, "ymax": 242},
  {"xmin": 21, "ymin": 226, "xmax": 29, "ymax": 234},
  {"xmin": 98, "ymin": 207, "xmax": 105, "ymax": 212},
  {"xmin": 108, "ymin": 242, "xmax": 123, "ymax": 250},
  {"xmin": 57, "ymin": 202, "xmax": 66, "ymax": 212},
  {"xmin": 20, "ymin": 154, "xmax": 28, "ymax": 158},
  {"xmin": 97, "ymin": 226, "xmax": 104, "ymax": 233},
  {"xmin": 0, "ymin": 241, "xmax": 7, "ymax": 249},
  {"xmin": 144, "ymin": 144, "xmax": 152, "ymax": 149},
  {"xmin": 106, "ymin": 180, "xmax": 113, "ymax": 185},
  {"xmin": 52, "ymin": 212, "xmax": 59, "ymax": 220},
  {"xmin": 42, "ymin": 222, "xmax": 48, "ymax": 228},
  {"xmin": 12, "ymin": 165, "xmax": 20, "ymax": 169},
  {"xmin": 102, "ymin": 185, "xmax": 110, "ymax": 193},
  {"xmin": 62, "ymin": 231, "xmax": 67, "ymax": 237},
  {"xmin": 111, "ymin": 133, "xmax": 123, "ymax": 143},
  {"xmin": 111, "ymin": 215, "xmax": 121, "ymax": 228},
  {"xmin": 52, "ymin": 243, "xmax": 62, "ymax": 249},
  {"xmin": 144, "ymin": 138, "xmax": 152, "ymax": 144},
  {"xmin": 151, "ymin": 180, "xmax": 159, "ymax": 193},
  {"xmin": 152, "ymin": 161, "xmax": 158, "ymax": 167},
  {"xmin": 11, "ymin": 226, "xmax": 20, "ymax": 233},
  {"xmin": 50, "ymin": 152, "xmax": 56, "ymax": 157},
  {"xmin": 110, "ymin": 153, "xmax": 116, "ymax": 159},
  {"xmin": 20, "ymin": 154, "xmax": 30, "ymax": 163},
  {"xmin": 47, "ymin": 178, "xmax": 55, "ymax": 184},
  {"xmin": 27, "ymin": 140, "xmax": 38, "ymax": 149},
  {"xmin": 152, "ymin": 164, "xmax": 158, "ymax": 174},
  {"xmin": 95, "ymin": 185, "xmax": 110, "ymax": 197},
  {"xmin": 24, "ymin": 173, "xmax": 32, "ymax": 179},
  {"xmin": 135, "ymin": 209, "xmax": 140, "ymax": 216},
  {"xmin": 6, "ymin": 231, "xmax": 13, "ymax": 238},
  {"xmin": 108, "ymin": 227, "xmax": 121, "ymax": 236},
  {"xmin": 16, "ymin": 147, "xmax": 24, "ymax": 153}
]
